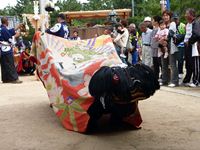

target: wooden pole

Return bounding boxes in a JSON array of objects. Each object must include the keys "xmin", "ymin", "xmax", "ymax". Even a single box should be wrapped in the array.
[{"xmin": 132, "ymin": 0, "xmax": 135, "ymax": 17}]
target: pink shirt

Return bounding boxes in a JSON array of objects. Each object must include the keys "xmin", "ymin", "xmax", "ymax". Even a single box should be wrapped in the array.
[{"xmin": 155, "ymin": 28, "xmax": 169, "ymax": 41}]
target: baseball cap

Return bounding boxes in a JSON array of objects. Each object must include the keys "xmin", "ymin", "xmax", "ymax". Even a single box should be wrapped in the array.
[
  {"xmin": 172, "ymin": 13, "xmax": 179, "ymax": 19},
  {"xmin": 144, "ymin": 16, "xmax": 152, "ymax": 22}
]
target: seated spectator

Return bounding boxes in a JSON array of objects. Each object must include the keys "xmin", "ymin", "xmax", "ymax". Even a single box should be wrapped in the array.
[{"xmin": 70, "ymin": 31, "xmax": 81, "ymax": 40}]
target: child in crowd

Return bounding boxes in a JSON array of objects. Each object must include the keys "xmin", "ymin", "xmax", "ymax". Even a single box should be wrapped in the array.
[
  {"xmin": 155, "ymin": 20, "xmax": 169, "ymax": 58},
  {"xmin": 70, "ymin": 31, "xmax": 81, "ymax": 40}
]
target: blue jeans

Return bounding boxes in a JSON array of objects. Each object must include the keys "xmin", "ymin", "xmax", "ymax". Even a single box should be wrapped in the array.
[{"xmin": 132, "ymin": 50, "xmax": 138, "ymax": 64}]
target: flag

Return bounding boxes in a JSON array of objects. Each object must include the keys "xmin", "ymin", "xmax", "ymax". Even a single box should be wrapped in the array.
[{"xmin": 166, "ymin": 0, "xmax": 170, "ymax": 10}]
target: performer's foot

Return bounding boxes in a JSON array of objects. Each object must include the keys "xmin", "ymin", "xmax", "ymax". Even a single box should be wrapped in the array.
[
  {"xmin": 11, "ymin": 79, "xmax": 23, "ymax": 84},
  {"xmin": 29, "ymin": 72, "xmax": 35, "ymax": 76},
  {"xmin": 86, "ymin": 119, "xmax": 98, "ymax": 134},
  {"xmin": 3, "ymin": 79, "xmax": 22, "ymax": 84}
]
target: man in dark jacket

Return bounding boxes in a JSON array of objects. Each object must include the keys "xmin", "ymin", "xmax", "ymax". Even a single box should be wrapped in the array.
[
  {"xmin": 188, "ymin": 14, "xmax": 200, "ymax": 87},
  {"xmin": 189, "ymin": 15, "xmax": 200, "ymax": 52},
  {"xmin": 0, "ymin": 17, "xmax": 22, "ymax": 83}
]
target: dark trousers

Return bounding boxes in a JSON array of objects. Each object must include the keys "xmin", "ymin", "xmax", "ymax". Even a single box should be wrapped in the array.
[
  {"xmin": 192, "ymin": 56, "xmax": 200, "ymax": 85},
  {"xmin": 183, "ymin": 44, "xmax": 193, "ymax": 83},
  {"xmin": 161, "ymin": 56, "xmax": 170, "ymax": 84},
  {"xmin": 153, "ymin": 57, "xmax": 161, "ymax": 80},
  {"xmin": 1, "ymin": 53, "xmax": 18, "ymax": 82},
  {"xmin": 169, "ymin": 52, "xmax": 179, "ymax": 85},
  {"xmin": 177, "ymin": 47, "xmax": 185, "ymax": 74}
]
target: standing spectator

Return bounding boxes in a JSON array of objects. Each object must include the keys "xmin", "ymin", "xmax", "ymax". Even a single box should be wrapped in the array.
[
  {"xmin": 46, "ymin": 14, "xmax": 69, "ymax": 39},
  {"xmin": 173, "ymin": 14, "xmax": 186, "ymax": 79},
  {"xmin": 188, "ymin": 9, "xmax": 200, "ymax": 87},
  {"xmin": 183, "ymin": 8, "xmax": 195, "ymax": 86},
  {"xmin": 167, "ymin": 15, "xmax": 180, "ymax": 87},
  {"xmin": 151, "ymin": 15, "xmax": 162, "ymax": 80},
  {"xmin": 162, "ymin": 10, "xmax": 172, "ymax": 28},
  {"xmin": 115, "ymin": 24, "xmax": 127, "ymax": 58},
  {"xmin": 128, "ymin": 23, "xmax": 139, "ymax": 64},
  {"xmin": 160, "ymin": 10, "xmax": 172, "ymax": 86},
  {"xmin": 139, "ymin": 22, "xmax": 153, "ymax": 67},
  {"xmin": 0, "ymin": 17, "xmax": 22, "ymax": 83},
  {"xmin": 144, "ymin": 16, "xmax": 153, "ymax": 29},
  {"xmin": 113, "ymin": 20, "xmax": 129, "ymax": 62}
]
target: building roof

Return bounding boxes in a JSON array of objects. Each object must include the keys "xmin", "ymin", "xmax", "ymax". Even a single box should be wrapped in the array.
[{"xmin": 62, "ymin": 9, "xmax": 131, "ymax": 21}]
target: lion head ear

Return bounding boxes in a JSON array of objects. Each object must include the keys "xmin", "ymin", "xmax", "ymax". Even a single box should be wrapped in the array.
[{"xmin": 112, "ymin": 74, "xmax": 120, "ymax": 85}]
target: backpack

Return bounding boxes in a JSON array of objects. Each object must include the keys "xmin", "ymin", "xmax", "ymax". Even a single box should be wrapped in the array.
[{"xmin": 173, "ymin": 22, "xmax": 185, "ymax": 45}]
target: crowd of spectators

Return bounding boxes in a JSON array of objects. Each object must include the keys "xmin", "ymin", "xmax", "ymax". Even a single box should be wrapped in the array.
[{"xmin": 111, "ymin": 8, "xmax": 200, "ymax": 88}]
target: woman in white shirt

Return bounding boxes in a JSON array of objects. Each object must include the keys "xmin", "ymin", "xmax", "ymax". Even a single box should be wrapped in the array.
[{"xmin": 113, "ymin": 20, "xmax": 129, "ymax": 62}]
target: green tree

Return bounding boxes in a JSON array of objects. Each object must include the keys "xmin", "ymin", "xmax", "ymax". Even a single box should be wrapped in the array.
[
  {"xmin": 112, "ymin": 0, "xmax": 132, "ymax": 9},
  {"xmin": 49, "ymin": 0, "xmax": 82, "ymax": 26},
  {"xmin": 56, "ymin": 0, "xmax": 82, "ymax": 12},
  {"xmin": 84, "ymin": 0, "xmax": 113, "ymax": 10},
  {"xmin": 12, "ymin": 0, "xmax": 33, "ymax": 17},
  {"xmin": 170, "ymin": 0, "xmax": 200, "ymax": 22},
  {"xmin": 0, "ymin": 5, "xmax": 16, "ymax": 16}
]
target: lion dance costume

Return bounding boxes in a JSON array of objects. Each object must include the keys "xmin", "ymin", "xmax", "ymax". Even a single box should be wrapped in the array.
[{"xmin": 31, "ymin": 32, "xmax": 159, "ymax": 133}]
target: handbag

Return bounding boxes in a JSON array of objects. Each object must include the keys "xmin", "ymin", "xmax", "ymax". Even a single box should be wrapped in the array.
[
  {"xmin": 126, "ymin": 36, "xmax": 134, "ymax": 52},
  {"xmin": 127, "ymin": 41, "xmax": 133, "ymax": 51}
]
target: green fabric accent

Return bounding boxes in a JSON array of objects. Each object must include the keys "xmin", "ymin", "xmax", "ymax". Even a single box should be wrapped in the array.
[
  {"xmin": 54, "ymin": 97, "xmax": 87, "ymax": 131},
  {"xmin": 178, "ymin": 22, "xmax": 186, "ymax": 34},
  {"xmin": 69, "ymin": 107, "xmax": 78, "ymax": 131},
  {"xmin": 129, "ymin": 31, "xmax": 139, "ymax": 41}
]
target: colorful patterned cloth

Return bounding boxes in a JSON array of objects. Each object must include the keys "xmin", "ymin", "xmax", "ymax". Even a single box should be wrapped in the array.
[{"xmin": 32, "ymin": 32, "xmax": 124, "ymax": 132}]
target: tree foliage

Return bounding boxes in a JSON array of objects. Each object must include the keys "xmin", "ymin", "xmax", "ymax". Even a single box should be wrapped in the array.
[
  {"xmin": 49, "ymin": 0, "xmax": 82, "ymax": 26},
  {"xmin": 0, "ymin": 0, "xmax": 33, "ymax": 16},
  {"xmin": 1, "ymin": 0, "xmax": 200, "ymax": 27},
  {"xmin": 83, "ymin": 0, "xmax": 113, "ymax": 10},
  {"xmin": 56, "ymin": 0, "xmax": 82, "ymax": 12}
]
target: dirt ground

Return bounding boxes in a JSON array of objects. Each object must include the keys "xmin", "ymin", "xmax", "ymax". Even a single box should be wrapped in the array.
[{"xmin": 0, "ymin": 75, "xmax": 200, "ymax": 150}]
